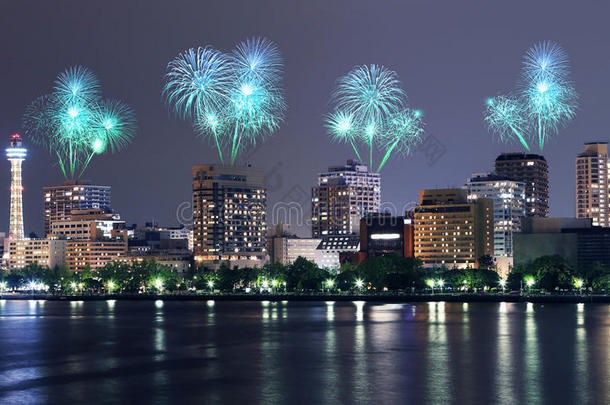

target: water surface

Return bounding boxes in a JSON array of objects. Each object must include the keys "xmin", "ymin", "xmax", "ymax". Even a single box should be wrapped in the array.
[{"xmin": 0, "ymin": 300, "xmax": 608, "ymax": 404}]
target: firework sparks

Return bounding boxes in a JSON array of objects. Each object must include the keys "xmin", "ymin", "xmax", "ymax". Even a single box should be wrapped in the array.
[
  {"xmin": 485, "ymin": 41, "xmax": 578, "ymax": 151},
  {"xmin": 164, "ymin": 37, "xmax": 286, "ymax": 164},
  {"xmin": 23, "ymin": 66, "xmax": 136, "ymax": 179},
  {"xmin": 325, "ymin": 64, "xmax": 423, "ymax": 171}
]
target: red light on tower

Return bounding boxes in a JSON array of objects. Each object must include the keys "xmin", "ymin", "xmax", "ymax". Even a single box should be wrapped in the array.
[{"xmin": 11, "ymin": 134, "xmax": 20, "ymax": 139}]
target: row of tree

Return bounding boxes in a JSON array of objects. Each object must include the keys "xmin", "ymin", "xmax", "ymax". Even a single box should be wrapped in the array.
[{"xmin": 1, "ymin": 254, "xmax": 609, "ymax": 294}]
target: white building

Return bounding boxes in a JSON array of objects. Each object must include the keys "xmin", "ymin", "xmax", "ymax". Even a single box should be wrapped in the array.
[
  {"xmin": 315, "ymin": 234, "xmax": 360, "ymax": 271},
  {"xmin": 576, "ymin": 142, "xmax": 609, "ymax": 227},
  {"xmin": 271, "ymin": 237, "xmax": 321, "ymax": 265},
  {"xmin": 466, "ymin": 173, "xmax": 526, "ymax": 260}
]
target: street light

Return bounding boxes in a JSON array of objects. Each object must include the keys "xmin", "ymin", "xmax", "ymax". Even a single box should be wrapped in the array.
[
  {"xmin": 154, "ymin": 278, "xmax": 164, "ymax": 292},
  {"xmin": 499, "ymin": 279, "xmax": 506, "ymax": 293},
  {"xmin": 107, "ymin": 280, "xmax": 116, "ymax": 292},
  {"xmin": 355, "ymin": 278, "xmax": 364, "ymax": 290},
  {"xmin": 426, "ymin": 279, "xmax": 435, "ymax": 294},
  {"xmin": 207, "ymin": 280, "xmax": 214, "ymax": 293},
  {"xmin": 524, "ymin": 276, "xmax": 535, "ymax": 292},
  {"xmin": 325, "ymin": 279, "xmax": 334, "ymax": 293},
  {"xmin": 574, "ymin": 278, "xmax": 584, "ymax": 294},
  {"xmin": 0, "ymin": 281, "xmax": 7, "ymax": 292},
  {"xmin": 437, "ymin": 279, "xmax": 444, "ymax": 293}
]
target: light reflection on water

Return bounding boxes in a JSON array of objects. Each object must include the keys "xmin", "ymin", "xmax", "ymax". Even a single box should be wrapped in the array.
[{"xmin": 0, "ymin": 300, "xmax": 607, "ymax": 404}]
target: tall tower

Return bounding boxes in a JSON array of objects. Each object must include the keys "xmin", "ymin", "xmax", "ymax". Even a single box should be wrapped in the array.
[
  {"xmin": 6, "ymin": 134, "xmax": 27, "ymax": 239},
  {"xmin": 495, "ymin": 153, "xmax": 549, "ymax": 217},
  {"xmin": 576, "ymin": 142, "xmax": 609, "ymax": 227}
]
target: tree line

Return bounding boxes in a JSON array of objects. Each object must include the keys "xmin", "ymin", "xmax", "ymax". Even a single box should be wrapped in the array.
[{"xmin": 1, "ymin": 254, "xmax": 609, "ymax": 294}]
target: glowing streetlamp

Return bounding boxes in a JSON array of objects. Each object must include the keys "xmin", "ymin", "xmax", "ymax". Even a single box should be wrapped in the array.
[
  {"xmin": 0, "ymin": 281, "xmax": 7, "ymax": 292},
  {"xmin": 153, "ymin": 278, "xmax": 164, "ymax": 292},
  {"xmin": 207, "ymin": 280, "xmax": 214, "ymax": 293},
  {"xmin": 426, "ymin": 279, "xmax": 435, "ymax": 294},
  {"xmin": 437, "ymin": 279, "xmax": 444, "ymax": 293},
  {"xmin": 524, "ymin": 276, "xmax": 535, "ymax": 292},
  {"xmin": 573, "ymin": 278, "xmax": 584, "ymax": 294},
  {"xmin": 355, "ymin": 278, "xmax": 364, "ymax": 290},
  {"xmin": 107, "ymin": 280, "xmax": 116, "ymax": 293},
  {"xmin": 499, "ymin": 279, "xmax": 506, "ymax": 293}
]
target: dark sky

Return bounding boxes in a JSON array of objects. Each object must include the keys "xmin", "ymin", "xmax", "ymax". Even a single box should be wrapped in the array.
[{"xmin": 1, "ymin": 0, "xmax": 609, "ymax": 237}]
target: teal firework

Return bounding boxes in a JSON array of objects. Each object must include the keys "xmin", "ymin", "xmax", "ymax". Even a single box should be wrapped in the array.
[
  {"xmin": 325, "ymin": 64, "xmax": 423, "ymax": 172},
  {"xmin": 485, "ymin": 41, "xmax": 578, "ymax": 151},
  {"xmin": 23, "ymin": 65, "xmax": 136, "ymax": 179},
  {"xmin": 163, "ymin": 37, "xmax": 286, "ymax": 164}
]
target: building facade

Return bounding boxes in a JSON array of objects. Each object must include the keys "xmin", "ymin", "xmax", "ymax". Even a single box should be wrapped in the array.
[
  {"xmin": 192, "ymin": 164, "xmax": 267, "ymax": 268},
  {"xmin": 514, "ymin": 217, "xmax": 610, "ymax": 270},
  {"xmin": 576, "ymin": 142, "xmax": 609, "ymax": 227},
  {"xmin": 316, "ymin": 234, "xmax": 360, "ymax": 270},
  {"xmin": 413, "ymin": 188, "xmax": 494, "ymax": 269},
  {"xmin": 50, "ymin": 209, "xmax": 124, "ymax": 240},
  {"xmin": 43, "ymin": 180, "xmax": 111, "ymax": 237},
  {"xmin": 466, "ymin": 173, "xmax": 525, "ymax": 257},
  {"xmin": 311, "ymin": 160, "xmax": 380, "ymax": 237},
  {"xmin": 4, "ymin": 238, "xmax": 66, "ymax": 270},
  {"xmin": 495, "ymin": 153, "xmax": 549, "ymax": 217},
  {"xmin": 65, "ymin": 240, "xmax": 128, "ymax": 271}
]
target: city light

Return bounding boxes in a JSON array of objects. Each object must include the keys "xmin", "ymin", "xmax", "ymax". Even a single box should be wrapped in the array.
[
  {"xmin": 153, "ymin": 278, "xmax": 164, "ymax": 291},
  {"xmin": 326, "ymin": 279, "xmax": 334, "ymax": 288},
  {"xmin": 355, "ymin": 278, "xmax": 364, "ymax": 289}
]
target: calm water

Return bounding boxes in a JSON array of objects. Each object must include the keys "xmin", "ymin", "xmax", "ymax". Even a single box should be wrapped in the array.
[{"xmin": 0, "ymin": 300, "xmax": 608, "ymax": 404}]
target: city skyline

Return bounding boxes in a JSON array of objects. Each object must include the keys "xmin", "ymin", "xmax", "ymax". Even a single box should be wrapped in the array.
[{"xmin": 2, "ymin": 1, "xmax": 609, "ymax": 237}]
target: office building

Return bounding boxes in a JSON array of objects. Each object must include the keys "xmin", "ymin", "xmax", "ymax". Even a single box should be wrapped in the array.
[
  {"xmin": 50, "ymin": 209, "xmax": 124, "ymax": 240},
  {"xmin": 413, "ymin": 188, "xmax": 494, "ymax": 269},
  {"xmin": 576, "ymin": 142, "xmax": 609, "ymax": 227},
  {"xmin": 340, "ymin": 213, "xmax": 415, "ymax": 266},
  {"xmin": 43, "ymin": 180, "xmax": 111, "ymax": 236},
  {"xmin": 514, "ymin": 217, "xmax": 610, "ymax": 270},
  {"xmin": 495, "ymin": 153, "xmax": 549, "ymax": 217},
  {"xmin": 466, "ymin": 173, "xmax": 526, "ymax": 257},
  {"xmin": 192, "ymin": 164, "xmax": 267, "ymax": 268},
  {"xmin": 65, "ymin": 239, "xmax": 128, "ymax": 271},
  {"xmin": 6, "ymin": 134, "xmax": 27, "ymax": 239},
  {"xmin": 311, "ymin": 160, "xmax": 380, "ymax": 237},
  {"xmin": 315, "ymin": 234, "xmax": 360, "ymax": 270},
  {"xmin": 4, "ymin": 238, "xmax": 66, "ymax": 270}
]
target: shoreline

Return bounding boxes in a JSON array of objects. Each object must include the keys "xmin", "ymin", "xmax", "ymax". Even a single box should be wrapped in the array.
[{"xmin": 1, "ymin": 293, "xmax": 609, "ymax": 304}]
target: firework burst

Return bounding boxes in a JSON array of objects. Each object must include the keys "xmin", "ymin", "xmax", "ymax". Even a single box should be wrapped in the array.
[
  {"xmin": 325, "ymin": 64, "xmax": 423, "ymax": 172},
  {"xmin": 485, "ymin": 41, "xmax": 578, "ymax": 151},
  {"xmin": 164, "ymin": 37, "xmax": 286, "ymax": 164},
  {"xmin": 23, "ymin": 66, "xmax": 136, "ymax": 179}
]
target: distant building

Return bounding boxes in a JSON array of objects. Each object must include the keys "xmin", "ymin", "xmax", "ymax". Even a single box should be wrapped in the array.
[
  {"xmin": 50, "ymin": 209, "xmax": 124, "ymax": 240},
  {"xmin": 495, "ymin": 153, "xmax": 548, "ymax": 217},
  {"xmin": 311, "ymin": 159, "xmax": 380, "ymax": 237},
  {"xmin": 43, "ymin": 180, "xmax": 111, "ymax": 237},
  {"xmin": 576, "ymin": 142, "xmax": 609, "ymax": 227},
  {"xmin": 340, "ymin": 213, "xmax": 415, "ymax": 266},
  {"xmin": 192, "ymin": 164, "xmax": 267, "ymax": 268},
  {"xmin": 65, "ymin": 239, "xmax": 128, "ymax": 271},
  {"xmin": 4, "ymin": 238, "xmax": 66, "ymax": 270},
  {"xmin": 316, "ymin": 234, "xmax": 360, "ymax": 271},
  {"xmin": 413, "ymin": 188, "xmax": 494, "ymax": 269},
  {"xmin": 120, "ymin": 251, "xmax": 193, "ymax": 275},
  {"xmin": 514, "ymin": 217, "xmax": 610, "ymax": 270},
  {"xmin": 466, "ymin": 173, "xmax": 525, "ymax": 258}
]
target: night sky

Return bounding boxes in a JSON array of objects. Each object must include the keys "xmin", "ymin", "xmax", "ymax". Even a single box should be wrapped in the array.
[{"xmin": 1, "ymin": 0, "xmax": 609, "ymax": 237}]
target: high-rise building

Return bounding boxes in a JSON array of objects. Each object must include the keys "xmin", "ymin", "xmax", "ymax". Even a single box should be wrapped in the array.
[
  {"xmin": 495, "ymin": 153, "xmax": 549, "ymax": 217},
  {"xmin": 43, "ymin": 180, "xmax": 111, "ymax": 237},
  {"xmin": 576, "ymin": 142, "xmax": 609, "ymax": 227},
  {"xmin": 311, "ymin": 160, "xmax": 381, "ymax": 237},
  {"xmin": 413, "ymin": 188, "xmax": 494, "ymax": 269},
  {"xmin": 6, "ymin": 134, "xmax": 27, "ymax": 239},
  {"xmin": 192, "ymin": 164, "xmax": 267, "ymax": 268},
  {"xmin": 466, "ymin": 173, "xmax": 526, "ymax": 258}
]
